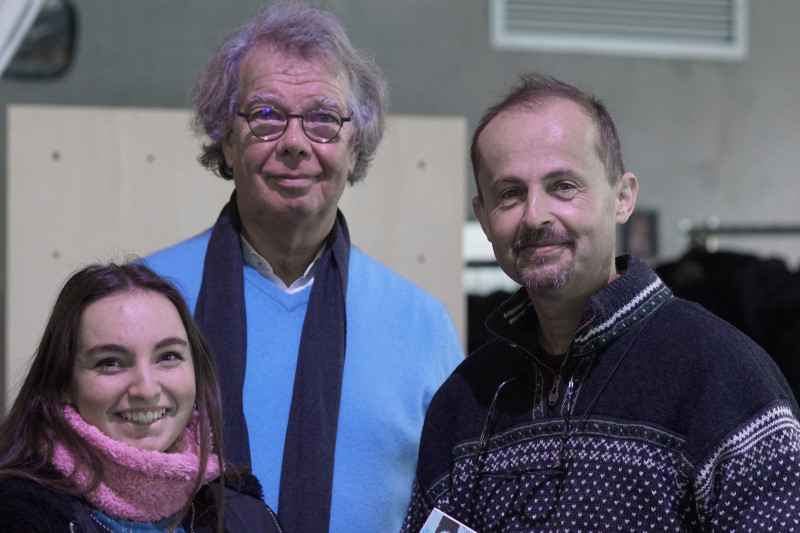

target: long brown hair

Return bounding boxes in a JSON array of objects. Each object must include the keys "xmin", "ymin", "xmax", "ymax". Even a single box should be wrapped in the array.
[{"xmin": 0, "ymin": 262, "xmax": 227, "ymax": 531}]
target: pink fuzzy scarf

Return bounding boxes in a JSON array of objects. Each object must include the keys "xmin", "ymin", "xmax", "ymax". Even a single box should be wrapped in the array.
[{"xmin": 51, "ymin": 405, "xmax": 220, "ymax": 522}]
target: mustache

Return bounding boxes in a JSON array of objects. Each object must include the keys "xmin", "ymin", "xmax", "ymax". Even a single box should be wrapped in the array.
[{"xmin": 513, "ymin": 227, "xmax": 575, "ymax": 252}]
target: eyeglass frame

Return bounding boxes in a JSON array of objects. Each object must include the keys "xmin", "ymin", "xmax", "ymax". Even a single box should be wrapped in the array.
[
  {"xmin": 236, "ymin": 107, "xmax": 352, "ymax": 144},
  {"xmin": 473, "ymin": 375, "xmax": 575, "ymax": 476},
  {"xmin": 465, "ymin": 375, "xmax": 576, "ymax": 527}
]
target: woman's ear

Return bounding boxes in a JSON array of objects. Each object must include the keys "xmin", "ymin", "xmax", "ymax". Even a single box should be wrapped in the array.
[{"xmin": 62, "ymin": 391, "xmax": 72, "ymax": 405}]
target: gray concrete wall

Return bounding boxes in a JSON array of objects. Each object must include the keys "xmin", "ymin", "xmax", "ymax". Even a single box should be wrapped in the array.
[{"xmin": 4, "ymin": 1, "xmax": 798, "ymax": 256}]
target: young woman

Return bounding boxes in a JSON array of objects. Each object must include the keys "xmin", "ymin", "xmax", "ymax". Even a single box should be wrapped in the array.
[{"xmin": 0, "ymin": 263, "xmax": 282, "ymax": 532}]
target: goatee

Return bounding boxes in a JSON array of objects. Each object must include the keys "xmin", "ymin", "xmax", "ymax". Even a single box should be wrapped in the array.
[{"xmin": 513, "ymin": 226, "xmax": 575, "ymax": 291}]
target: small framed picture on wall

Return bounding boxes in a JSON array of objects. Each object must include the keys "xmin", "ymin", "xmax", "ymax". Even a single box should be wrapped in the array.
[{"xmin": 621, "ymin": 209, "xmax": 658, "ymax": 260}]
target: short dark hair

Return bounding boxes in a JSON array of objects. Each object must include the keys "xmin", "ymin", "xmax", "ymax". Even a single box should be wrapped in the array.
[
  {"xmin": 193, "ymin": 1, "xmax": 388, "ymax": 184},
  {"xmin": 0, "ymin": 262, "xmax": 226, "ymax": 531},
  {"xmin": 471, "ymin": 72, "xmax": 625, "ymax": 195}
]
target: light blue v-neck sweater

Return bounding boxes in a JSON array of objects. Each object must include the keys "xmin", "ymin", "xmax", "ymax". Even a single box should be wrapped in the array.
[{"xmin": 145, "ymin": 228, "xmax": 464, "ymax": 532}]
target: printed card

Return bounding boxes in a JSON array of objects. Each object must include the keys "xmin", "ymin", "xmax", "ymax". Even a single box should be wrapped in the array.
[{"xmin": 419, "ymin": 507, "xmax": 478, "ymax": 533}]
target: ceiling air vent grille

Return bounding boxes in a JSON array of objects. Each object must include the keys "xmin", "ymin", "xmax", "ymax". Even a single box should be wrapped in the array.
[{"xmin": 490, "ymin": 0, "xmax": 748, "ymax": 61}]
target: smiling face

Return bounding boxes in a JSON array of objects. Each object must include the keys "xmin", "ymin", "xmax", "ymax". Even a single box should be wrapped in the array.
[
  {"xmin": 223, "ymin": 44, "xmax": 358, "ymax": 236},
  {"xmin": 473, "ymin": 98, "xmax": 637, "ymax": 298},
  {"xmin": 67, "ymin": 290, "xmax": 196, "ymax": 452}
]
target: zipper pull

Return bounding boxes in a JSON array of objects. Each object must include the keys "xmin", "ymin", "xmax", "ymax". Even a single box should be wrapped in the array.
[
  {"xmin": 550, "ymin": 375, "xmax": 575, "ymax": 407},
  {"xmin": 566, "ymin": 376, "xmax": 575, "ymax": 409},
  {"xmin": 549, "ymin": 378, "xmax": 559, "ymax": 405}
]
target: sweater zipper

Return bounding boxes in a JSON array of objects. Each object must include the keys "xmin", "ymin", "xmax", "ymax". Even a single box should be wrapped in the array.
[
  {"xmin": 548, "ymin": 359, "xmax": 567, "ymax": 406},
  {"xmin": 548, "ymin": 315, "xmax": 596, "ymax": 406}
]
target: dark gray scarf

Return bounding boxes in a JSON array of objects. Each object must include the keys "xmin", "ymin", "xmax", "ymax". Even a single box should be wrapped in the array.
[{"xmin": 194, "ymin": 191, "xmax": 349, "ymax": 532}]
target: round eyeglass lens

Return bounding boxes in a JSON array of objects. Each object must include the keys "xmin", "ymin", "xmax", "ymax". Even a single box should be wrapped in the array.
[
  {"xmin": 248, "ymin": 108, "xmax": 286, "ymax": 140},
  {"xmin": 304, "ymin": 109, "xmax": 343, "ymax": 142}
]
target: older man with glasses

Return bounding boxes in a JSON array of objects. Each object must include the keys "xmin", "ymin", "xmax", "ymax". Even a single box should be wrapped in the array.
[
  {"xmin": 145, "ymin": 4, "xmax": 463, "ymax": 532},
  {"xmin": 402, "ymin": 72, "xmax": 800, "ymax": 532}
]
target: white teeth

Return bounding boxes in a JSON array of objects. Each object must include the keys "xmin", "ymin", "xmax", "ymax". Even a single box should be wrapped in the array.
[{"xmin": 120, "ymin": 408, "xmax": 167, "ymax": 424}]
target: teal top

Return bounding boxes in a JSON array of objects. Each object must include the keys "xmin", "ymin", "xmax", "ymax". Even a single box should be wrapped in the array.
[{"xmin": 90, "ymin": 509, "xmax": 185, "ymax": 533}]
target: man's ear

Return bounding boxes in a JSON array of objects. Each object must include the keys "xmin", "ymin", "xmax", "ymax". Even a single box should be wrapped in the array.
[
  {"xmin": 615, "ymin": 172, "xmax": 638, "ymax": 224},
  {"xmin": 221, "ymin": 134, "xmax": 235, "ymax": 170},
  {"xmin": 348, "ymin": 147, "xmax": 359, "ymax": 177},
  {"xmin": 472, "ymin": 194, "xmax": 491, "ymax": 241}
]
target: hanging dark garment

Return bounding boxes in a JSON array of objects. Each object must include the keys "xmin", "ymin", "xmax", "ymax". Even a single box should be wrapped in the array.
[{"xmin": 656, "ymin": 249, "xmax": 800, "ymax": 399}]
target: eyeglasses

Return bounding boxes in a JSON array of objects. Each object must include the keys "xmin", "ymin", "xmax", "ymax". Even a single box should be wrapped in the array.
[
  {"xmin": 236, "ymin": 107, "xmax": 351, "ymax": 143},
  {"xmin": 467, "ymin": 376, "xmax": 575, "ymax": 527},
  {"xmin": 473, "ymin": 376, "xmax": 574, "ymax": 475}
]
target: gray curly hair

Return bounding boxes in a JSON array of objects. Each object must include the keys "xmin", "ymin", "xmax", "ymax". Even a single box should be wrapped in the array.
[{"xmin": 192, "ymin": 1, "xmax": 389, "ymax": 184}]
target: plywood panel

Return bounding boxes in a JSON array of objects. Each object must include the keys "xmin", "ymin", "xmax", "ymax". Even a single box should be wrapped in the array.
[
  {"xmin": 339, "ymin": 114, "xmax": 466, "ymax": 347},
  {"xmin": 5, "ymin": 105, "xmax": 465, "ymax": 407}
]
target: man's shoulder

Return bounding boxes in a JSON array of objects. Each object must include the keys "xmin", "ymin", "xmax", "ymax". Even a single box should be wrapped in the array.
[
  {"xmin": 347, "ymin": 247, "xmax": 462, "ymax": 354},
  {"xmin": 636, "ymin": 296, "xmax": 790, "ymax": 392},
  {"xmin": 145, "ymin": 228, "xmax": 213, "ymax": 267},
  {"xmin": 348, "ymin": 246, "xmax": 441, "ymax": 304},
  {"xmin": 656, "ymin": 296, "xmax": 768, "ymax": 355},
  {"xmin": 630, "ymin": 296, "xmax": 798, "ymax": 448},
  {"xmin": 141, "ymin": 228, "xmax": 213, "ymax": 305}
]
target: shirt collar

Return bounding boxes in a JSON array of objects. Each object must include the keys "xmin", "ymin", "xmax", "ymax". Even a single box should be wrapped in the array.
[{"xmin": 240, "ymin": 234, "xmax": 324, "ymax": 294}]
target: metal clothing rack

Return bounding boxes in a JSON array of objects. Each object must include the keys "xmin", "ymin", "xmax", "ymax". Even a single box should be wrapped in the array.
[{"xmin": 679, "ymin": 217, "xmax": 800, "ymax": 251}]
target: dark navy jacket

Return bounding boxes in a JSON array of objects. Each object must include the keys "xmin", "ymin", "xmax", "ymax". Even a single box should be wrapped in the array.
[{"xmin": 0, "ymin": 471, "xmax": 282, "ymax": 532}]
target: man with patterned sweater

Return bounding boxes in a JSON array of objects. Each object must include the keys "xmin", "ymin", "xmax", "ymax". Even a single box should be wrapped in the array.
[{"xmin": 402, "ymin": 73, "xmax": 800, "ymax": 532}]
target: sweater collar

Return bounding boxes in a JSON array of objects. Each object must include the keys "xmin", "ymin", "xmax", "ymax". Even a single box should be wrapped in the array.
[{"xmin": 486, "ymin": 255, "xmax": 672, "ymax": 357}]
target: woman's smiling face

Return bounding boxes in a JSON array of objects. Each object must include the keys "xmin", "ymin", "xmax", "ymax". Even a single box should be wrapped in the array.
[{"xmin": 67, "ymin": 290, "xmax": 196, "ymax": 452}]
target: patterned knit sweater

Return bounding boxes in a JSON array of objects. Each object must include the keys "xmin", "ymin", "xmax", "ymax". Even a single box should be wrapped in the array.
[{"xmin": 402, "ymin": 255, "xmax": 800, "ymax": 532}]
